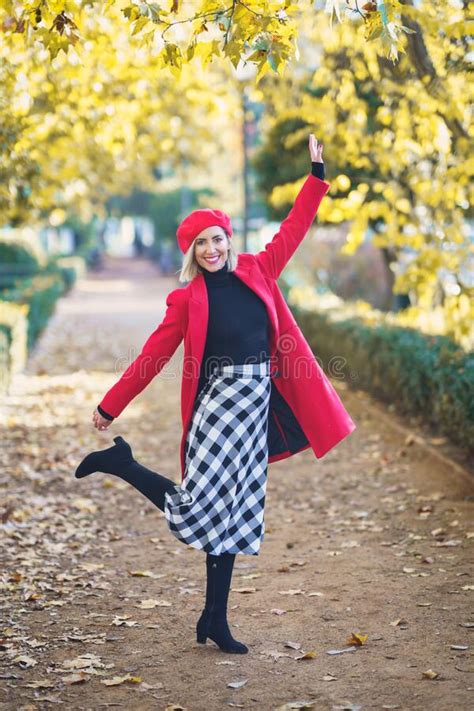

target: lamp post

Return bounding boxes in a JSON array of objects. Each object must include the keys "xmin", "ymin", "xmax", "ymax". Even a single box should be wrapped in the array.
[
  {"xmin": 178, "ymin": 139, "xmax": 192, "ymax": 220},
  {"xmin": 234, "ymin": 61, "xmax": 257, "ymax": 253}
]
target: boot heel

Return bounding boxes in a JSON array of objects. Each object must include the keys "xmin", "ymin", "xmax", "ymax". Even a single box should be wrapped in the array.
[{"xmin": 196, "ymin": 633, "xmax": 207, "ymax": 644}]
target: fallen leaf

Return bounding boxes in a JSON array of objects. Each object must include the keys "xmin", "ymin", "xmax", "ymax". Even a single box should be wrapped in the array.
[
  {"xmin": 227, "ymin": 678, "xmax": 248, "ymax": 689},
  {"xmin": 296, "ymin": 651, "xmax": 317, "ymax": 660},
  {"xmin": 14, "ymin": 655, "xmax": 37, "ymax": 668},
  {"xmin": 284, "ymin": 641, "xmax": 301, "ymax": 650},
  {"xmin": 136, "ymin": 599, "xmax": 172, "ymax": 609},
  {"xmin": 422, "ymin": 669, "xmax": 439, "ymax": 679},
  {"xmin": 390, "ymin": 618, "xmax": 408, "ymax": 627},
  {"xmin": 278, "ymin": 589, "xmax": 304, "ymax": 596},
  {"xmin": 326, "ymin": 647, "xmax": 357, "ymax": 655},
  {"xmin": 128, "ymin": 570, "xmax": 159, "ymax": 578},
  {"xmin": 111, "ymin": 616, "xmax": 138, "ymax": 626},
  {"xmin": 417, "ymin": 505, "xmax": 433, "ymax": 514},
  {"xmin": 64, "ymin": 672, "xmax": 90, "ymax": 684},
  {"xmin": 101, "ymin": 673, "xmax": 141, "ymax": 686},
  {"xmin": 71, "ymin": 499, "xmax": 98, "ymax": 513},
  {"xmin": 140, "ymin": 681, "xmax": 164, "ymax": 690},
  {"xmin": 24, "ymin": 680, "xmax": 55, "ymax": 688},
  {"xmin": 348, "ymin": 632, "xmax": 368, "ymax": 646},
  {"xmin": 260, "ymin": 649, "xmax": 292, "ymax": 661},
  {"xmin": 231, "ymin": 587, "xmax": 257, "ymax": 594},
  {"xmin": 61, "ymin": 653, "xmax": 104, "ymax": 670},
  {"xmin": 341, "ymin": 540, "xmax": 360, "ymax": 548},
  {"xmin": 78, "ymin": 562, "xmax": 103, "ymax": 571}
]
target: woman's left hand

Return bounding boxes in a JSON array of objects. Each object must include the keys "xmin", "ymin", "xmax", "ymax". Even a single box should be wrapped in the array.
[{"xmin": 309, "ymin": 134, "xmax": 323, "ymax": 163}]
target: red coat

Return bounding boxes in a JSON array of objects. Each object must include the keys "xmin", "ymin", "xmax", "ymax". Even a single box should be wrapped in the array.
[{"xmin": 99, "ymin": 173, "xmax": 356, "ymax": 480}]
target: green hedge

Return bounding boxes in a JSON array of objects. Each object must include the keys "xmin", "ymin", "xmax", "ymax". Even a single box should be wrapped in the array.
[
  {"xmin": 0, "ymin": 253, "xmax": 86, "ymax": 391},
  {"xmin": 1, "ymin": 273, "xmax": 65, "ymax": 351},
  {"xmin": 293, "ymin": 304, "xmax": 474, "ymax": 455},
  {"xmin": 0, "ymin": 301, "xmax": 28, "ymax": 394},
  {"xmin": 0, "ymin": 240, "xmax": 42, "ymax": 269},
  {"xmin": 46, "ymin": 255, "xmax": 86, "ymax": 291},
  {"xmin": 0, "ymin": 239, "xmax": 43, "ymax": 290}
]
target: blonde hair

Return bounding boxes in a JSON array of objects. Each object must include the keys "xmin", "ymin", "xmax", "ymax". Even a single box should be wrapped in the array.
[{"xmin": 177, "ymin": 231, "xmax": 239, "ymax": 283}]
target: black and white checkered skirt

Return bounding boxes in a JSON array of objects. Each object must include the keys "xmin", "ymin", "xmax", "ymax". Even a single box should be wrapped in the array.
[{"xmin": 164, "ymin": 361, "xmax": 272, "ymax": 556}]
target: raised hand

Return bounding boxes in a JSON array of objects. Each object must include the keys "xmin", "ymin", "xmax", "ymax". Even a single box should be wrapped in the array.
[{"xmin": 309, "ymin": 134, "xmax": 324, "ymax": 163}]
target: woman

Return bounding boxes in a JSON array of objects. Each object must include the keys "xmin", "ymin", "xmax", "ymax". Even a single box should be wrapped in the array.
[{"xmin": 75, "ymin": 134, "xmax": 356, "ymax": 655}]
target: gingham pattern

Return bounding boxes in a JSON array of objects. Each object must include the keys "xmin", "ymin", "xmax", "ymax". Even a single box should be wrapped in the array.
[{"xmin": 164, "ymin": 361, "xmax": 272, "ymax": 556}]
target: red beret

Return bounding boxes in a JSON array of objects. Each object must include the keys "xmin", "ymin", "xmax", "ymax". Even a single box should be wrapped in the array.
[{"xmin": 176, "ymin": 209, "xmax": 233, "ymax": 254}]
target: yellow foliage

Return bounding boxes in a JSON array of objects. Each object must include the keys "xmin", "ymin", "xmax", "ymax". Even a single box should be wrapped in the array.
[
  {"xmin": 256, "ymin": 1, "xmax": 472, "ymax": 344},
  {"xmin": 0, "ymin": 0, "xmax": 435, "ymax": 76},
  {"xmin": 0, "ymin": 8, "xmax": 242, "ymax": 224},
  {"xmin": 0, "ymin": 0, "xmax": 471, "ymax": 343}
]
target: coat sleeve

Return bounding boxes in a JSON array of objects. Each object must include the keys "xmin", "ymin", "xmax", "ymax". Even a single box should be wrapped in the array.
[
  {"xmin": 255, "ymin": 173, "xmax": 331, "ymax": 281},
  {"xmin": 98, "ymin": 288, "xmax": 184, "ymax": 418}
]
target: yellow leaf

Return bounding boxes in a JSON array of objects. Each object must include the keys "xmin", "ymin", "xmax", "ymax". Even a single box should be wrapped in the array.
[
  {"xmin": 348, "ymin": 632, "xmax": 368, "ymax": 646},
  {"xmin": 296, "ymin": 650, "xmax": 317, "ymax": 660}
]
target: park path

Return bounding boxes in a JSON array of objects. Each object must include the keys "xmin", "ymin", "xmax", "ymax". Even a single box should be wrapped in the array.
[{"xmin": 1, "ymin": 256, "xmax": 473, "ymax": 711}]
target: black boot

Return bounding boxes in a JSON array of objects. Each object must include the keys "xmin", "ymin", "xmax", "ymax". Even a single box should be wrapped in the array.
[
  {"xmin": 196, "ymin": 552, "xmax": 248, "ymax": 654},
  {"xmin": 74, "ymin": 436, "xmax": 177, "ymax": 513},
  {"xmin": 75, "ymin": 436, "xmax": 133, "ymax": 478}
]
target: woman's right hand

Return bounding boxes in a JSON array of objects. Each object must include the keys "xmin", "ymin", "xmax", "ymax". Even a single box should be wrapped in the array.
[{"xmin": 92, "ymin": 408, "xmax": 112, "ymax": 431}]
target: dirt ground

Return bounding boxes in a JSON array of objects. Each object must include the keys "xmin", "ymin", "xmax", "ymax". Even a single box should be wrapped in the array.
[{"xmin": 1, "ymin": 256, "xmax": 473, "ymax": 711}]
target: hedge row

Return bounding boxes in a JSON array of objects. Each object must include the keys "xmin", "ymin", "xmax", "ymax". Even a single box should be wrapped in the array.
[
  {"xmin": 1, "ymin": 273, "xmax": 65, "ymax": 350},
  {"xmin": 292, "ymin": 302, "xmax": 474, "ymax": 456},
  {"xmin": 0, "ymin": 257, "xmax": 85, "ymax": 393},
  {"xmin": 0, "ymin": 302, "xmax": 28, "ymax": 394},
  {"xmin": 47, "ymin": 255, "xmax": 86, "ymax": 291}
]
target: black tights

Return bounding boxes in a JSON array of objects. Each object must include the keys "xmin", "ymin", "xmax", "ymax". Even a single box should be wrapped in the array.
[
  {"xmin": 108, "ymin": 453, "xmax": 237, "ymax": 615},
  {"xmin": 111, "ymin": 454, "xmax": 177, "ymax": 513},
  {"xmin": 75, "ymin": 437, "xmax": 238, "ymax": 618}
]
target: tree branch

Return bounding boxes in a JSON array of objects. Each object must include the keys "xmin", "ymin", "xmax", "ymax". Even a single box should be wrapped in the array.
[{"xmin": 399, "ymin": 0, "xmax": 468, "ymax": 140}]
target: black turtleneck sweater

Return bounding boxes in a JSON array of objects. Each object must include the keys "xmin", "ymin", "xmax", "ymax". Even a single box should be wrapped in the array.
[
  {"xmin": 97, "ymin": 162, "xmax": 325, "ymax": 420},
  {"xmin": 196, "ymin": 258, "xmax": 271, "ymax": 397}
]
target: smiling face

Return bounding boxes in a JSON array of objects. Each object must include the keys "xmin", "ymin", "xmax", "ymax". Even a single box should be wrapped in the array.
[{"xmin": 194, "ymin": 225, "xmax": 230, "ymax": 272}]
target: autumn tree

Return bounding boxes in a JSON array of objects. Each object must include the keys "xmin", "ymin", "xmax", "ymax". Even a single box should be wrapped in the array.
[
  {"xmin": 252, "ymin": 1, "xmax": 473, "ymax": 344},
  {"xmin": 0, "ymin": 11, "xmax": 243, "ymax": 225}
]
